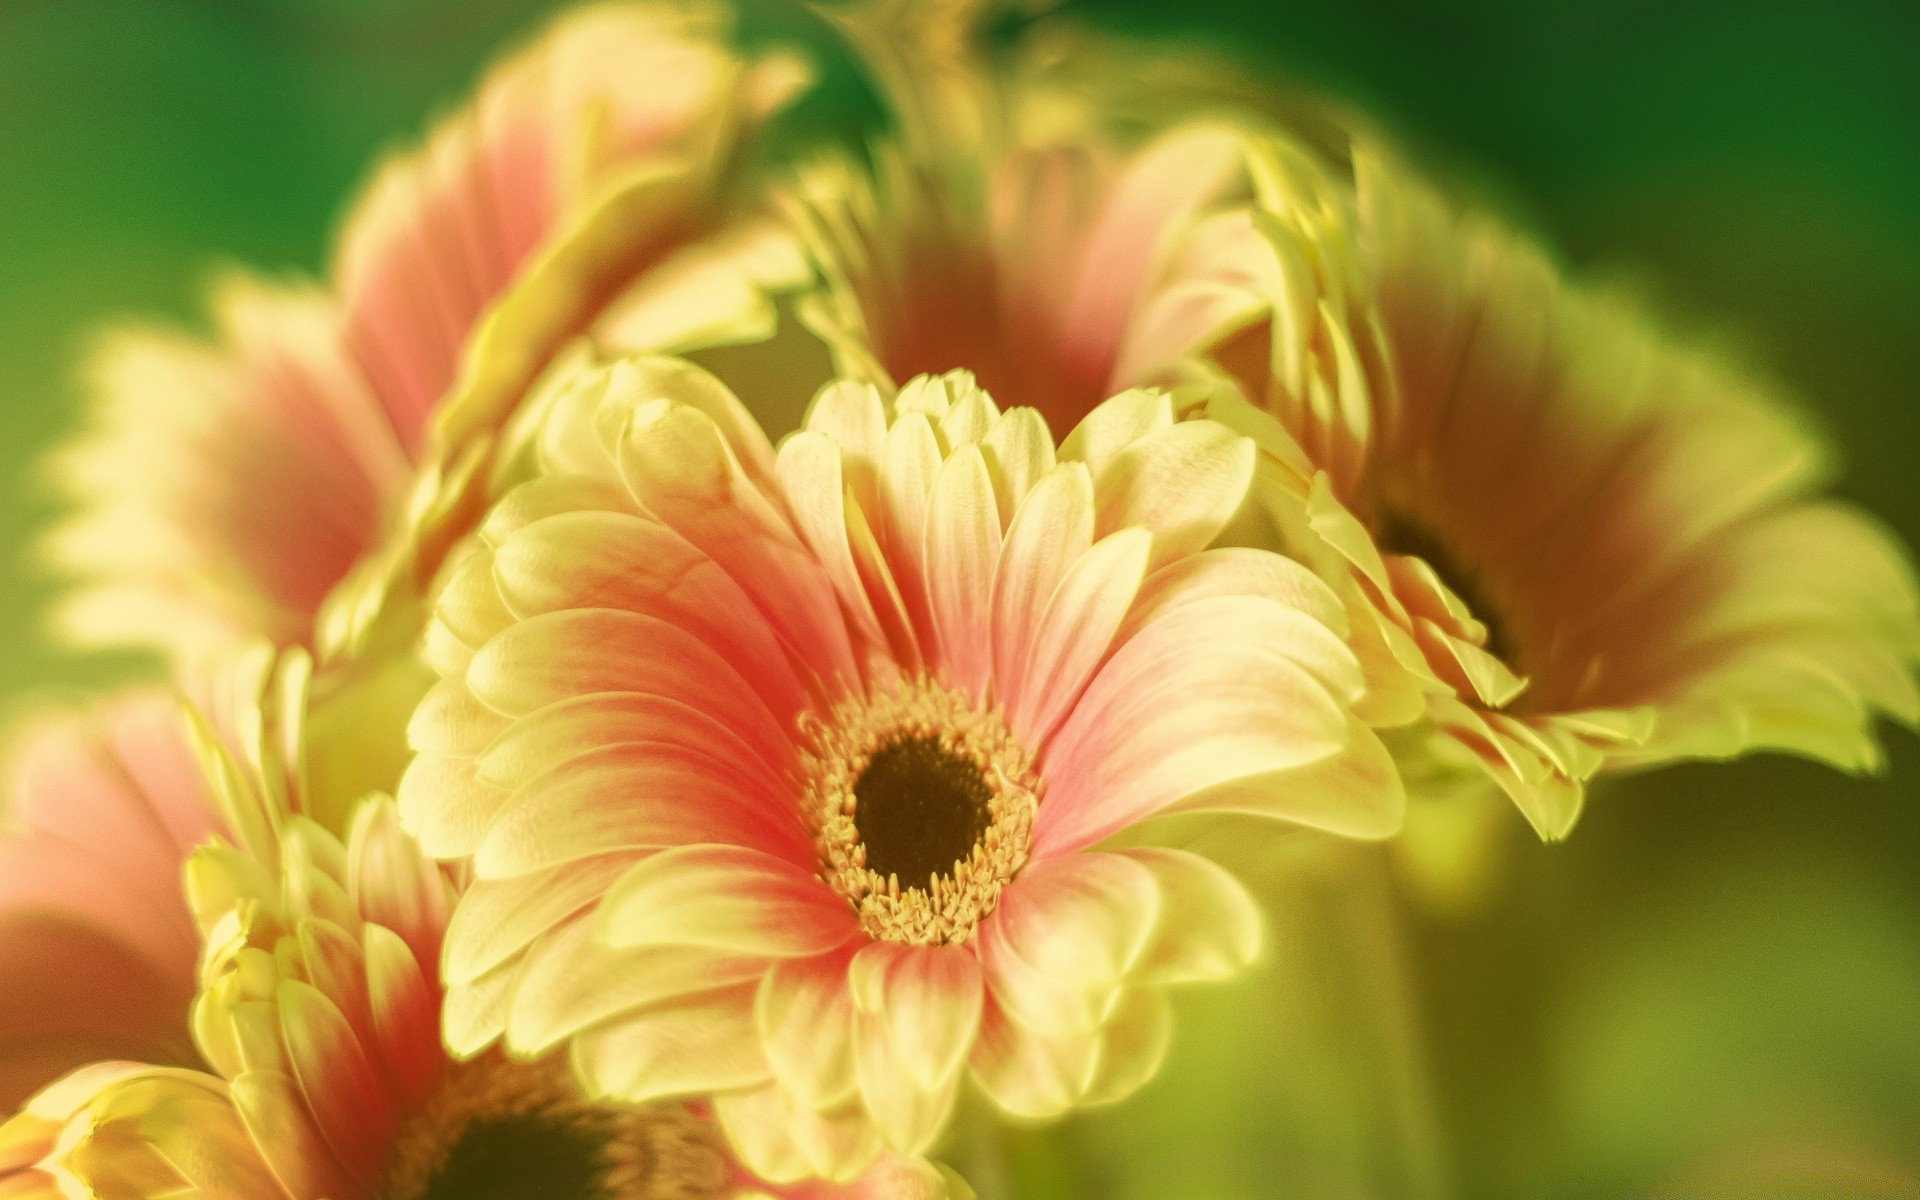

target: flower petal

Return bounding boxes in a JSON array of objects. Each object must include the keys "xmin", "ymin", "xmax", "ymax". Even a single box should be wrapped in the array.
[
  {"xmin": 975, "ymin": 853, "xmax": 1158, "ymax": 1036},
  {"xmin": 506, "ymin": 913, "xmax": 764, "ymax": 1055},
  {"xmin": 966, "ymin": 996, "xmax": 1099, "ymax": 1120},
  {"xmin": 1008, "ymin": 527, "xmax": 1152, "ymax": 751},
  {"xmin": 570, "ymin": 981, "xmax": 771, "ymax": 1103},
  {"xmin": 848, "ymin": 941, "xmax": 983, "ymax": 1091},
  {"xmin": 275, "ymin": 980, "xmax": 394, "ymax": 1191},
  {"xmin": 924, "ymin": 444, "xmax": 1001, "ymax": 697},
  {"xmin": 1036, "ymin": 595, "xmax": 1386, "ymax": 855},
  {"xmin": 475, "ymin": 743, "xmax": 808, "ymax": 878},
  {"xmin": 1092, "ymin": 420, "xmax": 1254, "ymax": 569},
  {"xmin": 597, "ymin": 844, "xmax": 859, "ymax": 958},
  {"xmin": 1117, "ymin": 848, "xmax": 1262, "ymax": 986},
  {"xmin": 757, "ymin": 946, "xmax": 860, "ymax": 1110},
  {"xmin": 852, "ymin": 1007, "xmax": 962, "ymax": 1154}
]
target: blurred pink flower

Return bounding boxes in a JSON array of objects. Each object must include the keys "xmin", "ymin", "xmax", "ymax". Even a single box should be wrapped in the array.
[{"xmin": 0, "ymin": 695, "xmax": 215, "ymax": 1111}]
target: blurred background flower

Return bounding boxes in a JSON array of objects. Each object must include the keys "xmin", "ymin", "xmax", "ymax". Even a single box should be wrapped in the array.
[{"xmin": 1, "ymin": 0, "xmax": 1915, "ymax": 1196}]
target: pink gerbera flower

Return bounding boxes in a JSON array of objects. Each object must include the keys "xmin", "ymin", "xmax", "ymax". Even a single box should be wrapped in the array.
[
  {"xmin": 2, "ymin": 654, "xmax": 959, "ymax": 1200},
  {"xmin": 0, "ymin": 695, "xmax": 216, "ymax": 1111},
  {"xmin": 400, "ymin": 357, "xmax": 1403, "ymax": 1180},
  {"xmin": 1159, "ymin": 133, "xmax": 1920, "ymax": 838},
  {"xmin": 48, "ymin": 2, "xmax": 808, "ymax": 675}
]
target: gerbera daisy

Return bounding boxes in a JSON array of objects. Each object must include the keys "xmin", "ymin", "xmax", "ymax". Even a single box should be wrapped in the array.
[
  {"xmin": 399, "ymin": 357, "xmax": 1403, "ymax": 1179},
  {"xmin": 0, "ymin": 695, "xmax": 215, "ymax": 1110},
  {"xmin": 1, "ymin": 656, "xmax": 960, "ymax": 1200},
  {"xmin": 48, "ymin": 1, "xmax": 809, "ymax": 678},
  {"xmin": 1155, "ymin": 132, "xmax": 1920, "ymax": 837},
  {"xmin": 592, "ymin": 77, "xmax": 1250, "ymax": 442}
]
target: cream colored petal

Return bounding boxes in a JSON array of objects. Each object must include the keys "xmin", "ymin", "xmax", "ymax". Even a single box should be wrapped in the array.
[
  {"xmin": 1091, "ymin": 420, "xmax": 1254, "ymax": 569},
  {"xmin": 1118, "ymin": 545, "xmax": 1347, "ymax": 644},
  {"xmin": 878, "ymin": 409, "xmax": 945, "ymax": 647},
  {"xmin": 1058, "ymin": 388, "xmax": 1173, "ymax": 478},
  {"xmin": 978, "ymin": 407, "xmax": 1056, "ymax": 528},
  {"xmin": 506, "ymin": 913, "xmax": 765, "ymax": 1056},
  {"xmin": 975, "ymin": 853, "xmax": 1158, "ymax": 1037},
  {"xmin": 966, "ymin": 997, "xmax": 1099, "ymax": 1120},
  {"xmin": 395, "ymin": 751, "xmax": 503, "ymax": 861},
  {"xmin": 442, "ymin": 957, "xmax": 516, "ymax": 1058},
  {"xmin": 923, "ymin": 444, "xmax": 1001, "ymax": 697},
  {"xmin": 442, "ymin": 854, "xmax": 630, "ymax": 985},
  {"xmin": 1036, "ymin": 596, "xmax": 1379, "ymax": 854},
  {"xmin": 777, "ymin": 431, "xmax": 893, "ymax": 655},
  {"xmin": 230, "ymin": 1068, "xmax": 359, "ymax": 1200},
  {"xmin": 852, "ymin": 1008, "xmax": 962, "ymax": 1155},
  {"xmin": 1080, "ymin": 986, "xmax": 1172, "ymax": 1108},
  {"xmin": 714, "ymin": 1082, "xmax": 884, "ymax": 1186},
  {"xmin": 756, "ymin": 947, "xmax": 860, "ymax": 1110},
  {"xmin": 1117, "ymin": 848, "xmax": 1261, "ymax": 985},
  {"xmin": 598, "ymin": 844, "xmax": 860, "ymax": 958},
  {"xmin": 847, "ymin": 942, "xmax": 983, "ymax": 1092},
  {"xmin": 570, "ymin": 981, "xmax": 771, "ymax": 1103}
]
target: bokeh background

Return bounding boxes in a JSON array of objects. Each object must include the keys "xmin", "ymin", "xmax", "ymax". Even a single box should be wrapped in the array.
[{"xmin": 2, "ymin": 1, "xmax": 1915, "ymax": 1195}]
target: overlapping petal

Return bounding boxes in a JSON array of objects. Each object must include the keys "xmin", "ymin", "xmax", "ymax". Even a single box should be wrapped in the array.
[{"xmin": 1169, "ymin": 131, "xmax": 1920, "ymax": 840}]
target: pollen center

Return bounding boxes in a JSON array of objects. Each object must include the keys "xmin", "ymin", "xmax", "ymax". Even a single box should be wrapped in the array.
[
  {"xmin": 853, "ymin": 735, "xmax": 995, "ymax": 889},
  {"xmin": 801, "ymin": 677, "xmax": 1039, "ymax": 945},
  {"xmin": 383, "ymin": 1055, "xmax": 731, "ymax": 1200}
]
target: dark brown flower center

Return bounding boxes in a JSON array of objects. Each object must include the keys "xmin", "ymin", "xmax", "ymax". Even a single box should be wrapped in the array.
[
  {"xmin": 801, "ymin": 677, "xmax": 1038, "ymax": 944},
  {"xmin": 386, "ymin": 1057, "xmax": 730, "ymax": 1200},
  {"xmin": 854, "ymin": 734, "xmax": 995, "ymax": 889}
]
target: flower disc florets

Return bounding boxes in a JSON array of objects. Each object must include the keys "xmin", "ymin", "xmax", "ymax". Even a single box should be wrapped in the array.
[{"xmin": 802, "ymin": 677, "xmax": 1038, "ymax": 946}]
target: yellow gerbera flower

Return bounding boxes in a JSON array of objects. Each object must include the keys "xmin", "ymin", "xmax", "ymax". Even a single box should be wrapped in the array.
[
  {"xmin": 398, "ymin": 356, "xmax": 1403, "ymax": 1180},
  {"xmin": 1159, "ymin": 132, "xmax": 1920, "ymax": 838},
  {"xmin": 1, "ymin": 652, "xmax": 962, "ymax": 1200}
]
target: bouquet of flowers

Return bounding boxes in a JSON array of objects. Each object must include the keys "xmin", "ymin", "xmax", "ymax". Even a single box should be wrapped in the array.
[{"xmin": 3, "ymin": 3, "xmax": 1914, "ymax": 1196}]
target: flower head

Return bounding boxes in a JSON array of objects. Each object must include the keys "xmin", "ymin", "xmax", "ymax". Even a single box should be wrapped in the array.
[
  {"xmin": 1, "ymin": 650, "xmax": 957, "ymax": 1200},
  {"xmin": 48, "ymin": 1, "xmax": 810, "ymax": 676},
  {"xmin": 1164, "ymin": 133, "xmax": 1920, "ymax": 836},
  {"xmin": 0, "ymin": 696, "xmax": 216, "ymax": 1110},
  {"xmin": 400, "ymin": 357, "xmax": 1403, "ymax": 1178}
]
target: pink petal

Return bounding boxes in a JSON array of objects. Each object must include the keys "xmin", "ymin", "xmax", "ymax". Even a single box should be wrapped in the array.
[
  {"xmin": 990, "ymin": 462, "xmax": 1095, "ymax": 715},
  {"xmin": 1007, "ymin": 527, "xmax": 1151, "ymax": 751},
  {"xmin": 1034, "ymin": 596, "xmax": 1374, "ymax": 856},
  {"xmin": 475, "ymin": 742, "xmax": 810, "ymax": 878},
  {"xmin": 276, "ymin": 980, "xmax": 396, "ymax": 1190},
  {"xmin": 618, "ymin": 401, "xmax": 859, "ymax": 692},
  {"xmin": 490, "ymin": 510, "xmax": 808, "ymax": 725}
]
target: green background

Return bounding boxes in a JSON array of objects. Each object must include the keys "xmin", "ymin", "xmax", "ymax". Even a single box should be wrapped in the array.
[{"xmin": 2, "ymin": 1, "xmax": 1915, "ymax": 1195}]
